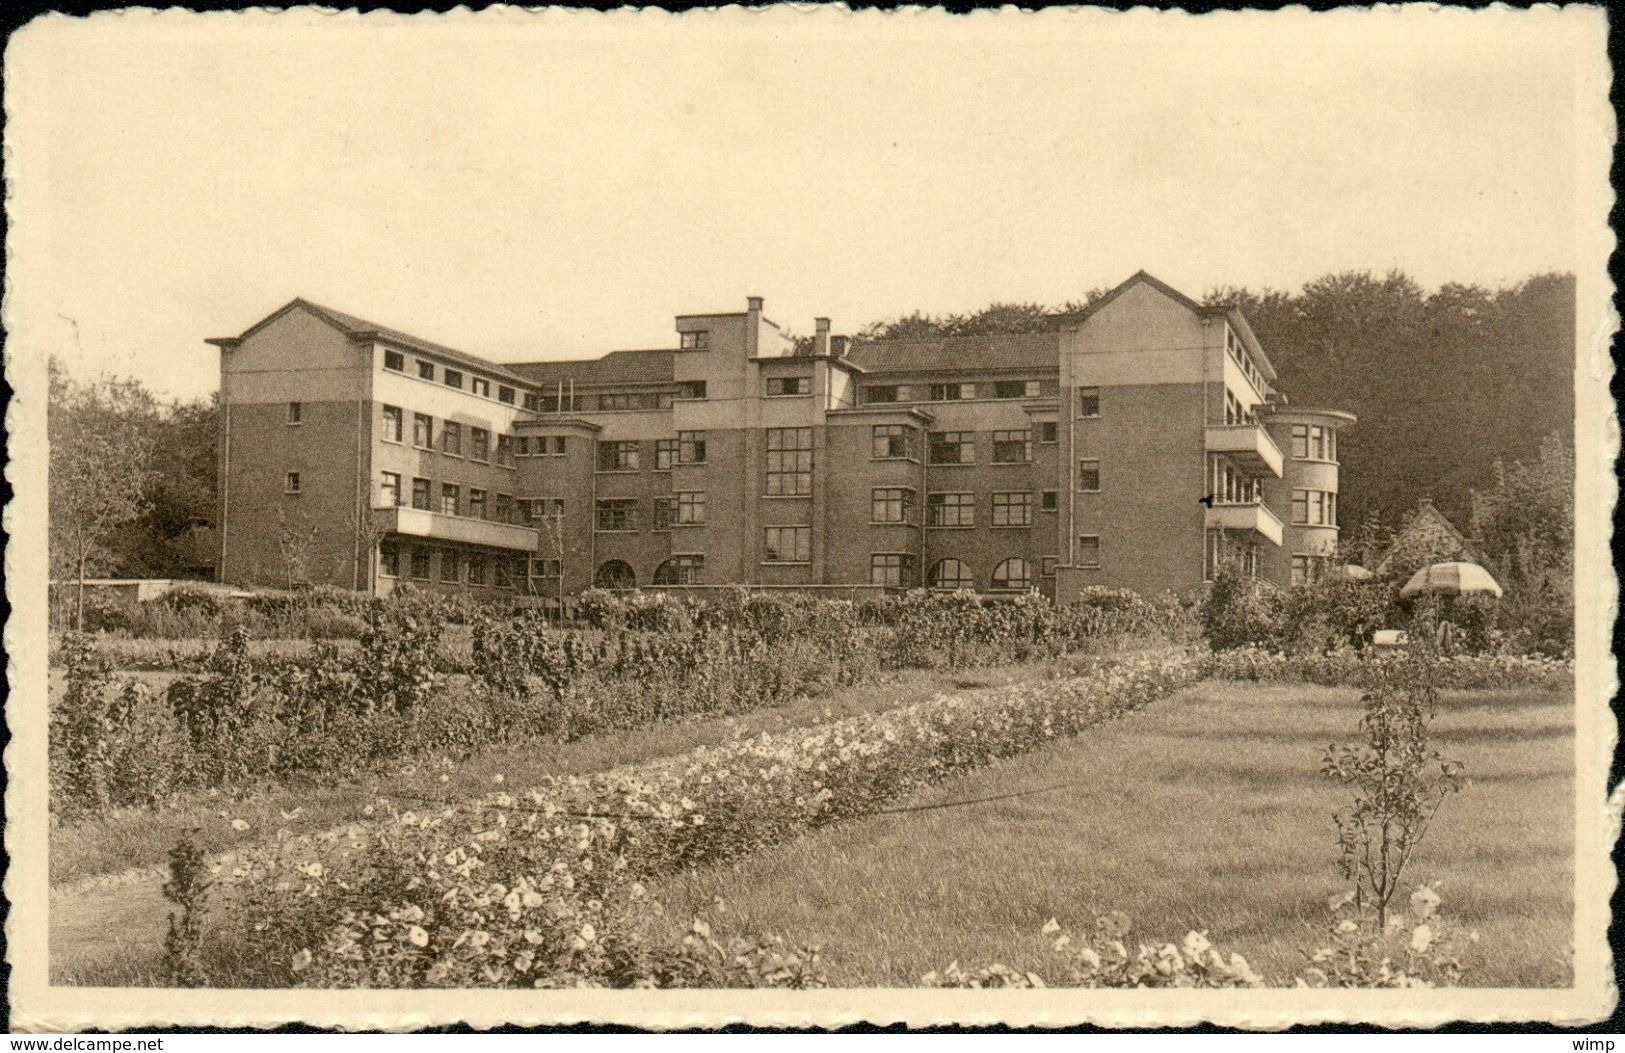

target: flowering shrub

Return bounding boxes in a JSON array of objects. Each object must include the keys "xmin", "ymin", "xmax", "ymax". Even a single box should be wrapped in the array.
[
  {"xmin": 1298, "ymin": 886, "xmax": 1471, "ymax": 988},
  {"xmin": 191, "ymin": 650, "xmax": 1205, "ymax": 987},
  {"xmin": 1203, "ymin": 646, "xmax": 1573, "ymax": 689},
  {"xmin": 922, "ymin": 913, "xmax": 1262, "ymax": 988}
]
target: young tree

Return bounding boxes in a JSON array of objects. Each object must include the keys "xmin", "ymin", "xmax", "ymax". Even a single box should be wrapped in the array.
[
  {"xmin": 48, "ymin": 360, "xmax": 160, "ymax": 629},
  {"xmin": 274, "ymin": 505, "xmax": 320, "ymax": 591}
]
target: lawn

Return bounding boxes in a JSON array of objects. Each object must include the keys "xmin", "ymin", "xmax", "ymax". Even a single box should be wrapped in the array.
[{"xmin": 652, "ymin": 679, "xmax": 1575, "ymax": 988}]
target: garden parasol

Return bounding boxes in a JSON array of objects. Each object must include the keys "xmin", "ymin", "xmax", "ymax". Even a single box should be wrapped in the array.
[{"xmin": 1398, "ymin": 561, "xmax": 1503, "ymax": 599}]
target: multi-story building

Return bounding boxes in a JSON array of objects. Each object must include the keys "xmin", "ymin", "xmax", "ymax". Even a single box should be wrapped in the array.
[{"xmin": 206, "ymin": 271, "xmax": 1353, "ymax": 601}]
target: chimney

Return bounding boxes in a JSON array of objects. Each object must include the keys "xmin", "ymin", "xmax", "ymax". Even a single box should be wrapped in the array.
[
  {"xmin": 747, "ymin": 296, "xmax": 764, "ymax": 314},
  {"xmin": 831, "ymin": 335, "xmax": 850, "ymax": 358},
  {"xmin": 813, "ymin": 317, "xmax": 831, "ymax": 357}
]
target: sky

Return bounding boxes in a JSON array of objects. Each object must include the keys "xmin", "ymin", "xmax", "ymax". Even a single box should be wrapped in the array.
[{"xmin": 7, "ymin": 6, "xmax": 1607, "ymax": 402}]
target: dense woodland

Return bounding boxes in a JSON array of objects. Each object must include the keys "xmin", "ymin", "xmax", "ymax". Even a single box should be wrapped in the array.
[{"xmin": 52, "ymin": 269, "xmax": 1575, "ymax": 586}]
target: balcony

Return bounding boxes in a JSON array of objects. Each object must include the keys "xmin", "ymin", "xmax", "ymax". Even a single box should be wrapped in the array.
[
  {"xmin": 1205, "ymin": 423, "xmax": 1284, "ymax": 478},
  {"xmin": 375, "ymin": 506, "xmax": 541, "ymax": 552},
  {"xmin": 1204, "ymin": 501, "xmax": 1284, "ymax": 547}
]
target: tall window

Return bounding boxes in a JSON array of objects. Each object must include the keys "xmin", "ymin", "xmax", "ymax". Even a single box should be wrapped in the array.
[
  {"xmin": 410, "ymin": 548, "xmax": 432, "ymax": 580},
  {"xmin": 991, "ymin": 429, "xmax": 1032, "ymax": 464},
  {"xmin": 765, "ymin": 428, "xmax": 813, "ymax": 495},
  {"xmin": 655, "ymin": 439, "xmax": 677, "ymax": 470},
  {"xmin": 552, "ymin": 436, "xmax": 568, "ymax": 456},
  {"xmin": 993, "ymin": 380, "xmax": 1041, "ymax": 399},
  {"xmin": 440, "ymin": 483, "xmax": 460, "ymax": 516},
  {"xmin": 1291, "ymin": 489, "xmax": 1337, "ymax": 526},
  {"xmin": 1077, "ymin": 387, "xmax": 1100, "ymax": 418},
  {"xmin": 595, "ymin": 498, "xmax": 640, "ymax": 532},
  {"xmin": 412, "ymin": 477, "xmax": 430, "ymax": 510},
  {"xmin": 991, "ymin": 491, "xmax": 1033, "ymax": 527},
  {"xmin": 379, "ymin": 471, "xmax": 401, "ymax": 507},
  {"xmin": 764, "ymin": 526, "xmax": 811, "ymax": 562},
  {"xmin": 654, "ymin": 555, "xmax": 705, "ymax": 585},
  {"xmin": 652, "ymin": 497, "xmax": 676, "ymax": 531},
  {"xmin": 871, "ymin": 487, "xmax": 913, "ymax": 523},
  {"xmin": 928, "ymin": 492, "xmax": 975, "ymax": 527},
  {"xmin": 597, "ymin": 440, "xmax": 640, "ymax": 472},
  {"xmin": 1040, "ymin": 490, "xmax": 1058, "ymax": 512},
  {"xmin": 469, "ymin": 489, "xmax": 487, "ymax": 519},
  {"xmin": 678, "ymin": 431, "xmax": 706, "ymax": 464},
  {"xmin": 381, "ymin": 405, "xmax": 403, "ymax": 443},
  {"xmin": 494, "ymin": 492, "xmax": 513, "ymax": 522},
  {"xmin": 439, "ymin": 549, "xmax": 460, "ymax": 583},
  {"xmin": 928, "ymin": 431, "xmax": 975, "ymax": 465},
  {"xmin": 441, "ymin": 421, "xmax": 462, "ymax": 456},
  {"xmin": 284, "ymin": 471, "xmax": 302, "ymax": 494},
  {"xmin": 467, "ymin": 553, "xmax": 487, "ymax": 586},
  {"xmin": 870, "ymin": 553, "xmax": 916, "ymax": 587},
  {"xmin": 928, "ymin": 558, "xmax": 974, "ymax": 590},
  {"xmin": 766, "ymin": 376, "xmax": 811, "ymax": 396},
  {"xmin": 1291, "ymin": 424, "xmax": 1336, "ymax": 462},
  {"xmin": 496, "ymin": 435, "xmax": 514, "ymax": 467},
  {"xmin": 677, "ymin": 491, "xmax": 707, "ymax": 525},
  {"xmin": 471, "ymin": 428, "xmax": 490, "ymax": 462},
  {"xmin": 990, "ymin": 557, "xmax": 1033, "ymax": 591},
  {"xmin": 1039, "ymin": 421, "xmax": 1058, "ymax": 444},
  {"xmin": 929, "ymin": 382, "xmax": 975, "ymax": 401},
  {"xmin": 286, "ymin": 401, "xmax": 303, "ymax": 424},
  {"xmin": 471, "ymin": 377, "xmax": 490, "ymax": 398},
  {"xmin": 1292, "ymin": 554, "xmax": 1331, "ymax": 586},
  {"xmin": 413, "ymin": 413, "xmax": 433, "ymax": 448},
  {"xmin": 379, "ymin": 543, "xmax": 400, "ymax": 577},
  {"xmin": 680, "ymin": 330, "xmax": 710, "ymax": 350},
  {"xmin": 1076, "ymin": 535, "xmax": 1101, "ymax": 568},
  {"xmin": 1078, "ymin": 459, "xmax": 1101, "ymax": 492},
  {"xmin": 872, "ymin": 424, "xmax": 915, "ymax": 460}
]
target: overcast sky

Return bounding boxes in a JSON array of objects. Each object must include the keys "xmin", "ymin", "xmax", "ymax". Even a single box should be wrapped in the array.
[{"xmin": 8, "ymin": 6, "xmax": 1605, "ymax": 402}]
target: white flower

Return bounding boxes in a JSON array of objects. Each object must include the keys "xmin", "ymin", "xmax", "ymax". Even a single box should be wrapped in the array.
[
  {"xmin": 1410, "ymin": 886, "xmax": 1441, "ymax": 920},
  {"xmin": 290, "ymin": 948, "xmax": 312, "ymax": 972},
  {"xmin": 230, "ymin": 818, "xmax": 250, "ymax": 832},
  {"xmin": 1336, "ymin": 919, "xmax": 1359, "ymax": 935},
  {"xmin": 408, "ymin": 926, "xmax": 429, "ymax": 948},
  {"xmin": 1409, "ymin": 924, "xmax": 1434, "ymax": 954}
]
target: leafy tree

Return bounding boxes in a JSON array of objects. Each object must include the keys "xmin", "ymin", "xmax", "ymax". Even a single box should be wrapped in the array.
[{"xmin": 48, "ymin": 359, "xmax": 161, "ymax": 628}]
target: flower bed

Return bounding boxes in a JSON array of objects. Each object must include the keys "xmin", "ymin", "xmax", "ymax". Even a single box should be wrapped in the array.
[
  {"xmin": 1203, "ymin": 647, "xmax": 1573, "ymax": 690},
  {"xmin": 195, "ymin": 649, "xmax": 1206, "ymax": 988}
]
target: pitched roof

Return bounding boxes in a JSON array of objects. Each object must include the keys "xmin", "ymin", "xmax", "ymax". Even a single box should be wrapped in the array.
[
  {"xmin": 505, "ymin": 349, "xmax": 676, "ymax": 388},
  {"xmin": 844, "ymin": 331, "xmax": 1059, "ymax": 375},
  {"xmin": 1375, "ymin": 499, "xmax": 1485, "ymax": 573}
]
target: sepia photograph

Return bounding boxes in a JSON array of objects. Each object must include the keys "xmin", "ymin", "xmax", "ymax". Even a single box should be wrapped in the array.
[{"xmin": 4, "ymin": 3, "xmax": 1615, "ymax": 1032}]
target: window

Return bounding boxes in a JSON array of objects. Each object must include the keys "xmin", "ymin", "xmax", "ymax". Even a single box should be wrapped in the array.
[
  {"xmin": 410, "ymin": 548, "xmax": 432, "ymax": 581},
  {"xmin": 871, "ymin": 487, "xmax": 913, "ymax": 524},
  {"xmin": 676, "ymin": 380, "xmax": 707, "ymax": 400},
  {"xmin": 991, "ymin": 429, "xmax": 1032, "ymax": 464},
  {"xmin": 991, "ymin": 557, "xmax": 1033, "ymax": 591},
  {"xmin": 765, "ymin": 428, "xmax": 813, "ymax": 495},
  {"xmin": 929, "ymin": 382, "xmax": 974, "ymax": 401},
  {"xmin": 764, "ymin": 525, "xmax": 810, "ymax": 563},
  {"xmin": 531, "ymin": 558, "xmax": 562, "ymax": 578},
  {"xmin": 928, "ymin": 492, "xmax": 975, "ymax": 528},
  {"xmin": 928, "ymin": 558, "xmax": 974, "ymax": 590},
  {"xmin": 1078, "ymin": 459, "xmax": 1101, "ymax": 492},
  {"xmin": 1291, "ymin": 424, "xmax": 1336, "ymax": 462},
  {"xmin": 517, "ymin": 437, "xmax": 532, "ymax": 457},
  {"xmin": 380, "ymin": 543, "xmax": 400, "ymax": 577},
  {"xmin": 1040, "ymin": 490, "xmax": 1058, "ymax": 512},
  {"xmin": 767, "ymin": 376, "xmax": 811, "ymax": 396},
  {"xmin": 285, "ymin": 471, "xmax": 302, "ymax": 494},
  {"xmin": 1291, "ymin": 489, "xmax": 1338, "ymax": 527},
  {"xmin": 1076, "ymin": 535, "xmax": 1101, "ymax": 568},
  {"xmin": 1039, "ymin": 421, "xmax": 1058, "ymax": 444},
  {"xmin": 539, "ymin": 394, "xmax": 572, "ymax": 413},
  {"xmin": 495, "ymin": 492, "xmax": 514, "ymax": 522},
  {"xmin": 441, "ymin": 421, "xmax": 463, "ymax": 457},
  {"xmin": 676, "ymin": 491, "xmax": 706, "ymax": 525},
  {"xmin": 523, "ymin": 393, "xmax": 541, "ymax": 412},
  {"xmin": 1209, "ymin": 456, "xmax": 1261, "ymax": 505},
  {"xmin": 597, "ymin": 392, "xmax": 656, "ymax": 411},
  {"xmin": 412, "ymin": 477, "xmax": 430, "ymax": 510},
  {"xmin": 444, "ymin": 369, "xmax": 464, "ymax": 390},
  {"xmin": 467, "ymin": 553, "xmax": 487, "ymax": 586},
  {"xmin": 872, "ymin": 424, "xmax": 915, "ymax": 460},
  {"xmin": 379, "ymin": 471, "xmax": 401, "ymax": 507},
  {"xmin": 928, "ymin": 431, "xmax": 975, "ymax": 465},
  {"xmin": 1224, "ymin": 389, "xmax": 1253, "ymax": 426},
  {"xmin": 381, "ymin": 405, "xmax": 403, "ymax": 443},
  {"xmin": 655, "ymin": 439, "xmax": 677, "ymax": 471},
  {"xmin": 1207, "ymin": 530, "xmax": 1260, "ymax": 581},
  {"xmin": 498, "ymin": 385, "xmax": 515, "ymax": 405},
  {"xmin": 413, "ymin": 413, "xmax": 433, "ymax": 448},
  {"xmin": 596, "ymin": 560, "xmax": 636, "ymax": 589},
  {"xmin": 521, "ymin": 497, "xmax": 563, "ymax": 526},
  {"xmin": 992, "ymin": 491, "xmax": 1033, "ymax": 527},
  {"xmin": 597, "ymin": 440, "xmax": 640, "ymax": 472},
  {"xmin": 496, "ymin": 557, "xmax": 519, "ymax": 590},
  {"xmin": 1292, "ymin": 554, "xmax": 1331, "ymax": 586},
  {"xmin": 287, "ymin": 401, "xmax": 303, "ymax": 424},
  {"xmin": 1040, "ymin": 556, "xmax": 1058, "ymax": 577},
  {"xmin": 863, "ymin": 385, "xmax": 900, "ymax": 405},
  {"xmin": 652, "ymin": 497, "xmax": 676, "ymax": 531},
  {"xmin": 680, "ymin": 330, "xmax": 710, "ymax": 350},
  {"xmin": 417, "ymin": 360, "xmax": 435, "ymax": 381},
  {"xmin": 552, "ymin": 436, "xmax": 568, "ymax": 456},
  {"xmin": 595, "ymin": 498, "xmax": 640, "ymax": 532},
  {"xmin": 469, "ymin": 489, "xmax": 487, "ymax": 519},
  {"xmin": 471, "ymin": 428, "xmax": 490, "ymax": 462},
  {"xmin": 678, "ymin": 431, "xmax": 707, "ymax": 464},
  {"xmin": 496, "ymin": 435, "xmax": 514, "ymax": 467},
  {"xmin": 384, "ymin": 350, "xmax": 405, "ymax": 372},
  {"xmin": 993, "ymin": 380, "xmax": 1041, "ymax": 399},
  {"xmin": 654, "ymin": 555, "xmax": 704, "ymax": 585},
  {"xmin": 439, "ymin": 550, "xmax": 460, "ymax": 583},
  {"xmin": 440, "ymin": 483, "xmax": 460, "ymax": 516},
  {"xmin": 1077, "ymin": 387, "xmax": 1101, "ymax": 418},
  {"xmin": 870, "ymin": 553, "xmax": 916, "ymax": 587},
  {"xmin": 471, "ymin": 377, "xmax": 490, "ymax": 398}
]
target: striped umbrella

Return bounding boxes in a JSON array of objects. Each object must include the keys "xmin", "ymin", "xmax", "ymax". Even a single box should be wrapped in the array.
[{"xmin": 1399, "ymin": 561, "xmax": 1503, "ymax": 599}]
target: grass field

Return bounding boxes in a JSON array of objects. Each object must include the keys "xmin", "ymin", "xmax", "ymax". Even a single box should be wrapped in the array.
[{"xmin": 652, "ymin": 679, "xmax": 1575, "ymax": 987}]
